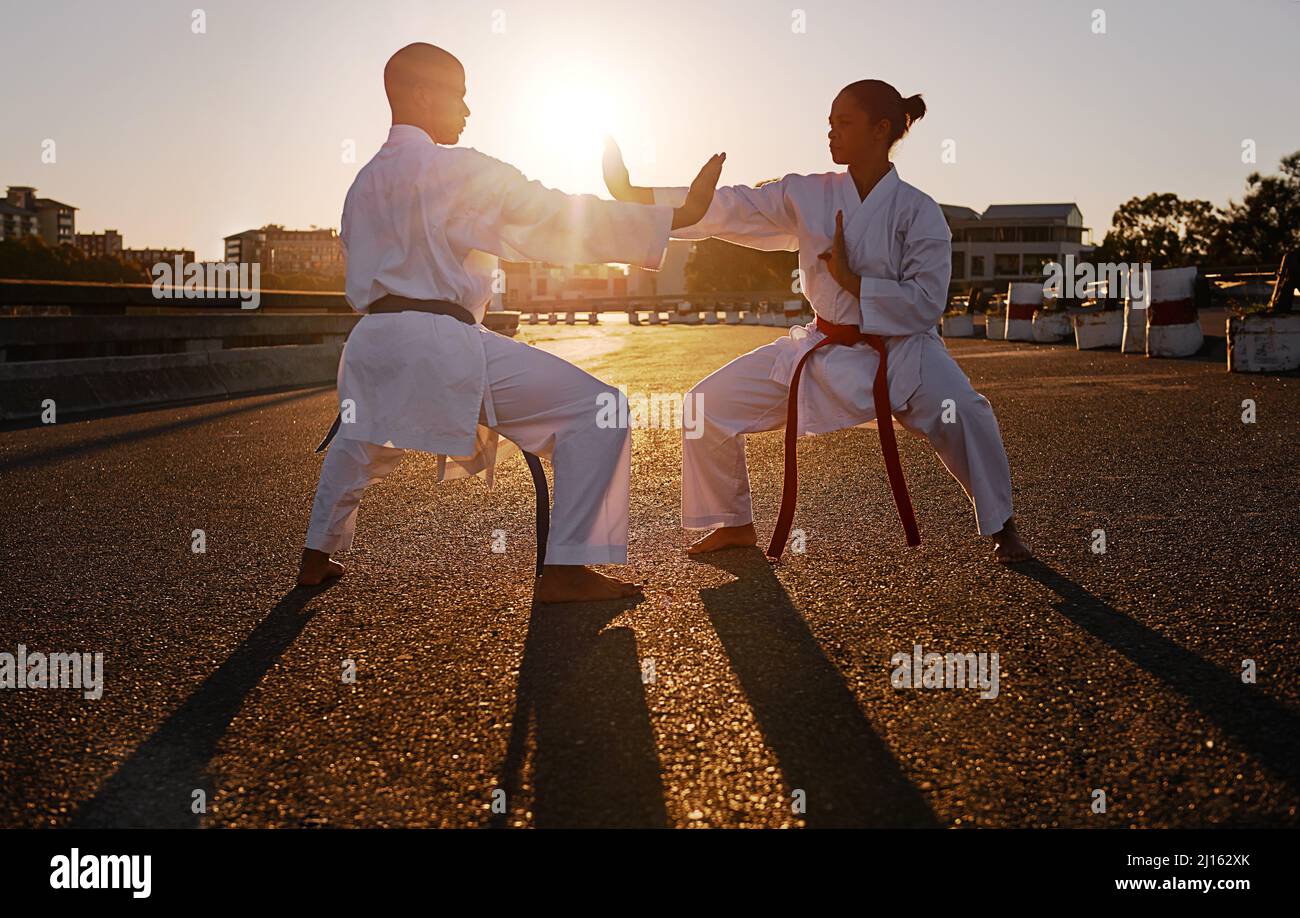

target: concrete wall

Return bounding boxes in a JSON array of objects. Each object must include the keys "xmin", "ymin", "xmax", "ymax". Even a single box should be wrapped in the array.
[{"xmin": 0, "ymin": 311, "xmax": 520, "ymax": 422}]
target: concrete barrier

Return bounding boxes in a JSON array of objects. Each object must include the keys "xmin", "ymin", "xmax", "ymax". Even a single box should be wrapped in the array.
[
  {"xmin": 1146, "ymin": 266, "xmax": 1203, "ymax": 357},
  {"xmin": 1032, "ymin": 310, "xmax": 1072, "ymax": 343},
  {"xmin": 0, "ymin": 310, "xmax": 520, "ymax": 421},
  {"xmin": 1006, "ymin": 283, "xmax": 1039, "ymax": 341},
  {"xmin": 1072, "ymin": 310, "xmax": 1124, "ymax": 350},
  {"xmin": 1228, "ymin": 313, "xmax": 1300, "ymax": 372},
  {"xmin": 941, "ymin": 313, "xmax": 975, "ymax": 337},
  {"xmin": 1122, "ymin": 283, "xmax": 1149, "ymax": 354},
  {"xmin": 986, "ymin": 314, "xmax": 1005, "ymax": 339},
  {"xmin": 0, "ymin": 344, "xmax": 341, "ymax": 421}
]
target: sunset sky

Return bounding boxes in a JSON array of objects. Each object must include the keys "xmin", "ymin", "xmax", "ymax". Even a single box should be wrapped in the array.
[{"xmin": 2, "ymin": 0, "xmax": 1297, "ymax": 260}]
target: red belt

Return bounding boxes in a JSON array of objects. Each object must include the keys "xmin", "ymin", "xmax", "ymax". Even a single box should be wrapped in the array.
[{"xmin": 766, "ymin": 316, "xmax": 921, "ymax": 560}]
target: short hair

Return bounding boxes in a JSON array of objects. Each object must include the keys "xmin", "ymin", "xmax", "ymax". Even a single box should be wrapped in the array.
[{"xmin": 384, "ymin": 43, "xmax": 463, "ymax": 106}]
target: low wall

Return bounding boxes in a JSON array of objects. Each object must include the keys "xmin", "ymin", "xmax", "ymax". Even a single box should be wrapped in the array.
[{"xmin": 0, "ymin": 310, "xmax": 520, "ymax": 422}]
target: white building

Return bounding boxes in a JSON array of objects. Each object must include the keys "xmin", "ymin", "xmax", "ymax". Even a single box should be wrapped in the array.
[{"xmin": 943, "ymin": 202, "xmax": 1094, "ymax": 293}]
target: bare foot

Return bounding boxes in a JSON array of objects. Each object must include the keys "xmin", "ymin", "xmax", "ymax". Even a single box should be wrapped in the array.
[
  {"xmin": 991, "ymin": 518, "xmax": 1033, "ymax": 564},
  {"xmin": 298, "ymin": 548, "xmax": 345, "ymax": 586},
  {"xmin": 686, "ymin": 523, "xmax": 758, "ymax": 555},
  {"xmin": 535, "ymin": 565, "xmax": 642, "ymax": 603}
]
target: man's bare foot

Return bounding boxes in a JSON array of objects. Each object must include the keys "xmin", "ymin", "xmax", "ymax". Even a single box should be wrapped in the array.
[
  {"xmin": 686, "ymin": 523, "xmax": 758, "ymax": 555},
  {"xmin": 991, "ymin": 518, "xmax": 1033, "ymax": 564},
  {"xmin": 535, "ymin": 565, "xmax": 641, "ymax": 603},
  {"xmin": 298, "ymin": 548, "xmax": 345, "ymax": 586}
]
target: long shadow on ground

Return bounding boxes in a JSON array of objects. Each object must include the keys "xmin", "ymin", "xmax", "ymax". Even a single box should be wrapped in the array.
[
  {"xmin": 70, "ymin": 584, "xmax": 330, "ymax": 828},
  {"xmin": 493, "ymin": 595, "xmax": 667, "ymax": 828},
  {"xmin": 697, "ymin": 547, "xmax": 938, "ymax": 827}
]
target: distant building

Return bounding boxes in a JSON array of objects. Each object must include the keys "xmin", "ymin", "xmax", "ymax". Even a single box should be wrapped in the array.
[
  {"xmin": 627, "ymin": 239, "xmax": 692, "ymax": 297},
  {"xmin": 942, "ymin": 202, "xmax": 1094, "ymax": 292},
  {"xmin": 2, "ymin": 186, "xmax": 76, "ymax": 245},
  {"xmin": 224, "ymin": 225, "xmax": 344, "ymax": 275},
  {"xmin": 120, "ymin": 247, "xmax": 196, "ymax": 269},
  {"xmin": 500, "ymin": 260, "xmax": 629, "ymax": 306},
  {"xmin": 75, "ymin": 229, "xmax": 124, "ymax": 258}
]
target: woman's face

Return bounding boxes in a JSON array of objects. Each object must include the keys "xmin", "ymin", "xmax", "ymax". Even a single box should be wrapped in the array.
[{"xmin": 827, "ymin": 91, "xmax": 891, "ymax": 165}]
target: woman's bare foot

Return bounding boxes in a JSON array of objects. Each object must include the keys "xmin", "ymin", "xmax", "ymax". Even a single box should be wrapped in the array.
[
  {"xmin": 535, "ymin": 565, "xmax": 642, "ymax": 603},
  {"xmin": 686, "ymin": 523, "xmax": 758, "ymax": 555},
  {"xmin": 991, "ymin": 518, "xmax": 1032, "ymax": 563},
  {"xmin": 297, "ymin": 548, "xmax": 345, "ymax": 586}
]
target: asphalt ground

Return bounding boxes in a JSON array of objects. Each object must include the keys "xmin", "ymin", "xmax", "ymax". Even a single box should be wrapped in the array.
[{"xmin": 0, "ymin": 319, "xmax": 1296, "ymax": 828}]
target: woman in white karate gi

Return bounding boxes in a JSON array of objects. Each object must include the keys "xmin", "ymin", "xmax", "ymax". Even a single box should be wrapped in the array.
[
  {"xmin": 298, "ymin": 43, "xmax": 725, "ymax": 601},
  {"xmin": 604, "ymin": 79, "xmax": 1031, "ymax": 562}
]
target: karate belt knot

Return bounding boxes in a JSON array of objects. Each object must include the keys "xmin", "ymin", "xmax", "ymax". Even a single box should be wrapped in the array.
[
  {"xmin": 315, "ymin": 294, "xmax": 551, "ymax": 577},
  {"xmin": 766, "ymin": 315, "xmax": 921, "ymax": 560}
]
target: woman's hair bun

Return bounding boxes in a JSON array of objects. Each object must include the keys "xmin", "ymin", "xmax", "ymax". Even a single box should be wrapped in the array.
[{"xmin": 903, "ymin": 93, "xmax": 927, "ymax": 127}]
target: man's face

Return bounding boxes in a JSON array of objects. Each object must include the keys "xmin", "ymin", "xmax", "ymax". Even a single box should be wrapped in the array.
[{"xmin": 423, "ymin": 68, "xmax": 470, "ymax": 144}]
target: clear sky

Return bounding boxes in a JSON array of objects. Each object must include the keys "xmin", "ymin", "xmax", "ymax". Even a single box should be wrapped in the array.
[{"xmin": 2, "ymin": 0, "xmax": 1296, "ymax": 260}]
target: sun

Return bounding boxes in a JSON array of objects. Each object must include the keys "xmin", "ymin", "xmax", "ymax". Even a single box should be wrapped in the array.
[{"xmin": 509, "ymin": 68, "xmax": 642, "ymax": 193}]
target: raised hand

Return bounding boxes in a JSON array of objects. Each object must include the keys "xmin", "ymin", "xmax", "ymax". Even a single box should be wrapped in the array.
[
  {"xmin": 672, "ymin": 152, "xmax": 726, "ymax": 230},
  {"xmin": 602, "ymin": 136, "xmax": 638, "ymax": 202},
  {"xmin": 818, "ymin": 210, "xmax": 861, "ymax": 297}
]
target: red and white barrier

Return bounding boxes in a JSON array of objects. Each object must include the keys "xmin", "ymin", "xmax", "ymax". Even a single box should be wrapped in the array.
[
  {"xmin": 1006, "ymin": 283, "xmax": 1040, "ymax": 341},
  {"xmin": 1145, "ymin": 266, "xmax": 1202, "ymax": 357},
  {"xmin": 1072, "ymin": 309, "xmax": 1123, "ymax": 349},
  {"xmin": 941, "ymin": 313, "xmax": 975, "ymax": 337},
  {"xmin": 1228, "ymin": 314, "xmax": 1300, "ymax": 372},
  {"xmin": 783, "ymin": 300, "xmax": 805, "ymax": 327}
]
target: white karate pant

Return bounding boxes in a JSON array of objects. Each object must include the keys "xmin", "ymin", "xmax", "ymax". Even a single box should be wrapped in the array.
[
  {"xmin": 682, "ymin": 340, "xmax": 1015, "ymax": 537},
  {"xmin": 305, "ymin": 331, "xmax": 631, "ymax": 566}
]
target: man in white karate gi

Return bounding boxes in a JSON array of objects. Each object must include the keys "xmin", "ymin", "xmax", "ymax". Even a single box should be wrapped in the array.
[
  {"xmin": 603, "ymin": 79, "xmax": 1032, "ymax": 563},
  {"xmin": 298, "ymin": 43, "xmax": 725, "ymax": 601}
]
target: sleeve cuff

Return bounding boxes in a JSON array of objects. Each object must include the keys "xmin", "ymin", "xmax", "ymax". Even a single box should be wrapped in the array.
[
  {"xmin": 639, "ymin": 204, "xmax": 674, "ymax": 270},
  {"xmin": 652, "ymin": 186, "xmax": 690, "ymax": 208}
]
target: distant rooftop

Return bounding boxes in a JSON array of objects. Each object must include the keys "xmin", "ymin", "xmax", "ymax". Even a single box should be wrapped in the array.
[{"xmin": 981, "ymin": 203, "xmax": 1080, "ymax": 220}]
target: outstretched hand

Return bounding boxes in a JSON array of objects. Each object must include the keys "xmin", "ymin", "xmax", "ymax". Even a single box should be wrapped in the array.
[
  {"xmin": 604, "ymin": 136, "xmax": 726, "ymax": 230},
  {"xmin": 678, "ymin": 152, "xmax": 726, "ymax": 228},
  {"xmin": 602, "ymin": 136, "xmax": 638, "ymax": 202},
  {"xmin": 819, "ymin": 210, "xmax": 861, "ymax": 297}
]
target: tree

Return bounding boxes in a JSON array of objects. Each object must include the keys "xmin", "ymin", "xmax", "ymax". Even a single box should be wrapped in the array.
[
  {"xmin": 1216, "ymin": 151, "xmax": 1300, "ymax": 265},
  {"xmin": 0, "ymin": 235, "xmax": 149, "ymax": 283},
  {"xmin": 1093, "ymin": 193, "xmax": 1220, "ymax": 268},
  {"xmin": 685, "ymin": 238, "xmax": 798, "ymax": 294}
]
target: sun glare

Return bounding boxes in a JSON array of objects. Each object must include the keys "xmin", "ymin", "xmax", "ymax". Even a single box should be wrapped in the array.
[{"xmin": 510, "ymin": 68, "xmax": 649, "ymax": 193}]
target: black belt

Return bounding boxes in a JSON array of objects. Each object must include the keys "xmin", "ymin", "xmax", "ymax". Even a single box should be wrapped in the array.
[{"xmin": 315, "ymin": 294, "xmax": 551, "ymax": 576}]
